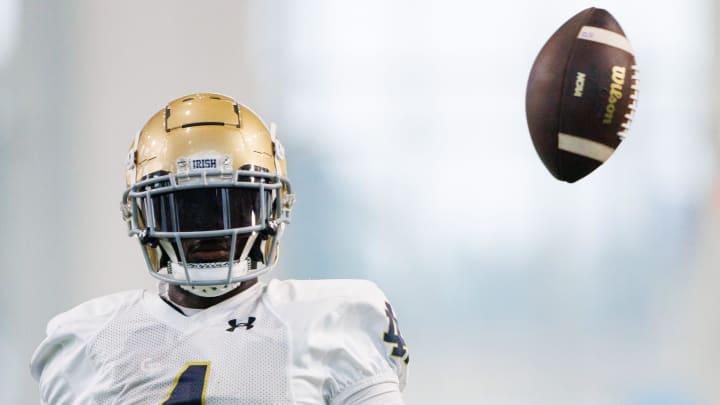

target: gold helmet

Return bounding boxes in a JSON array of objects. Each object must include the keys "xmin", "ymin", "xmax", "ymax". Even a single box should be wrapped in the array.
[{"xmin": 121, "ymin": 93, "xmax": 294, "ymax": 296}]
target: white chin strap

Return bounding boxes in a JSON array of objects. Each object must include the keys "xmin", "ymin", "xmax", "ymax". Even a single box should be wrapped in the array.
[
  {"xmin": 157, "ymin": 236, "xmax": 256, "ymax": 298},
  {"xmin": 169, "ymin": 260, "xmax": 249, "ymax": 298},
  {"xmin": 181, "ymin": 283, "xmax": 241, "ymax": 298}
]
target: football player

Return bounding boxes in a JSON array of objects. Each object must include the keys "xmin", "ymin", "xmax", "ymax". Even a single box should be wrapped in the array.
[{"xmin": 30, "ymin": 93, "xmax": 409, "ymax": 404}]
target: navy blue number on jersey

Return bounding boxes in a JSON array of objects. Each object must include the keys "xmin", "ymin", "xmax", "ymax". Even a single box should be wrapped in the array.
[
  {"xmin": 383, "ymin": 302, "xmax": 409, "ymax": 364},
  {"xmin": 162, "ymin": 362, "xmax": 211, "ymax": 405}
]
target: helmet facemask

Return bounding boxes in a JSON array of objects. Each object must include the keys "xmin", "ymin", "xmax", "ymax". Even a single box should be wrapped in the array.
[{"xmin": 123, "ymin": 165, "xmax": 291, "ymax": 297}]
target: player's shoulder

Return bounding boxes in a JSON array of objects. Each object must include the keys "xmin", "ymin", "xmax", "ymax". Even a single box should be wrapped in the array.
[
  {"xmin": 264, "ymin": 279, "xmax": 409, "ymax": 400},
  {"xmin": 44, "ymin": 289, "xmax": 143, "ymax": 338},
  {"xmin": 265, "ymin": 278, "xmax": 387, "ymax": 305},
  {"xmin": 263, "ymin": 278, "xmax": 393, "ymax": 337},
  {"xmin": 31, "ymin": 290, "xmax": 144, "ymax": 382}
]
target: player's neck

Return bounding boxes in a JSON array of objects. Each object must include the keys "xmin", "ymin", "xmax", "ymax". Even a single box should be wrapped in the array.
[{"xmin": 167, "ymin": 279, "xmax": 259, "ymax": 309}]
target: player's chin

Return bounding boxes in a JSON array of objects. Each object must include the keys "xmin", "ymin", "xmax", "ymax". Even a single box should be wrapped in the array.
[
  {"xmin": 183, "ymin": 237, "xmax": 247, "ymax": 263},
  {"xmin": 187, "ymin": 249, "xmax": 230, "ymax": 263}
]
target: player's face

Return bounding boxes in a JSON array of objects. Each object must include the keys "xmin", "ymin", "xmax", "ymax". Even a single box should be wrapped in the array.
[{"xmin": 145, "ymin": 187, "xmax": 262, "ymax": 263}]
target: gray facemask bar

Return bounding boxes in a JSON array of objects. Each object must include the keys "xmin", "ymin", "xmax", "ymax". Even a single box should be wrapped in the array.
[{"xmin": 121, "ymin": 169, "xmax": 292, "ymax": 286}]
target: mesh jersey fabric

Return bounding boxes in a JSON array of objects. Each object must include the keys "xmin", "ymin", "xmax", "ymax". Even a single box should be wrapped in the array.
[{"xmin": 30, "ymin": 279, "xmax": 408, "ymax": 404}]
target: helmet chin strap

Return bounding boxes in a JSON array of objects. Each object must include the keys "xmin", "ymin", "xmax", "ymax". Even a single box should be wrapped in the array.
[
  {"xmin": 179, "ymin": 280, "xmax": 242, "ymax": 298},
  {"xmin": 168, "ymin": 259, "xmax": 248, "ymax": 298},
  {"xmin": 158, "ymin": 231, "xmax": 260, "ymax": 298}
]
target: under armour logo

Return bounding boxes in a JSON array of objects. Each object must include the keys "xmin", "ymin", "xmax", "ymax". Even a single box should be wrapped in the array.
[{"xmin": 226, "ymin": 316, "xmax": 256, "ymax": 332}]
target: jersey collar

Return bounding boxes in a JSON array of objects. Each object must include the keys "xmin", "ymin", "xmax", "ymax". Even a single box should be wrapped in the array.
[{"xmin": 142, "ymin": 281, "xmax": 265, "ymax": 334}]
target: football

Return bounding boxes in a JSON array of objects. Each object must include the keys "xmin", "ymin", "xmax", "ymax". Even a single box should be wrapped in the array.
[{"xmin": 526, "ymin": 7, "xmax": 638, "ymax": 183}]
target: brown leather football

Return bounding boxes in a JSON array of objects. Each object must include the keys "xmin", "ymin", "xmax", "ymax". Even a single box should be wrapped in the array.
[{"xmin": 526, "ymin": 7, "xmax": 638, "ymax": 183}]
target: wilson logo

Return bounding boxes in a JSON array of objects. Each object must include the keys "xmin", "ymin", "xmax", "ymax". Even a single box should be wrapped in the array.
[{"xmin": 603, "ymin": 66, "xmax": 626, "ymax": 124}]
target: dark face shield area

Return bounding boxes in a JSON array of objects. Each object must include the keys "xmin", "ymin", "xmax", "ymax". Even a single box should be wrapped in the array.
[{"xmin": 145, "ymin": 187, "xmax": 265, "ymax": 233}]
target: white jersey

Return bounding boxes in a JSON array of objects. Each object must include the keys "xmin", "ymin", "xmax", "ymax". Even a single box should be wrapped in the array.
[{"xmin": 30, "ymin": 279, "xmax": 409, "ymax": 405}]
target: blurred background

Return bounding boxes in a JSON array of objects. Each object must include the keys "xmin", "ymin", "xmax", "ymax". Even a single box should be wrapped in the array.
[{"xmin": 1, "ymin": 0, "xmax": 718, "ymax": 403}]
